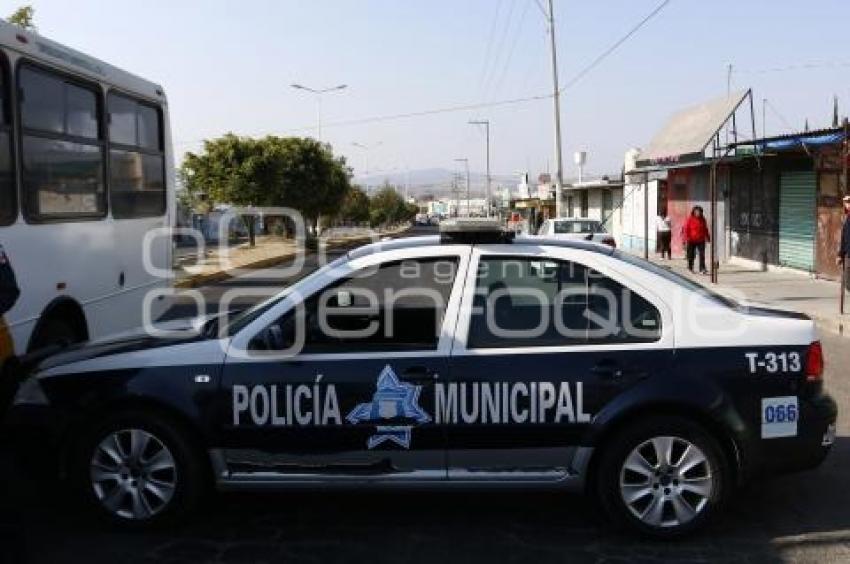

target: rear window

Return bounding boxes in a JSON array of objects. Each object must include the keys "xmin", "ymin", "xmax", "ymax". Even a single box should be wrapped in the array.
[
  {"xmin": 554, "ymin": 220, "xmax": 604, "ymax": 234},
  {"xmin": 613, "ymin": 250, "xmax": 739, "ymax": 309}
]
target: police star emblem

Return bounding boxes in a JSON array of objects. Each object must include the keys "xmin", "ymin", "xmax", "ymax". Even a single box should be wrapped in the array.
[{"xmin": 346, "ymin": 365, "xmax": 432, "ymax": 449}]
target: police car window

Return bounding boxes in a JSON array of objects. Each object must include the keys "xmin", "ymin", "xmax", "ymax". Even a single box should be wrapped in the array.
[
  {"xmin": 468, "ymin": 257, "xmax": 660, "ymax": 348},
  {"xmin": 253, "ymin": 257, "xmax": 459, "ymax": 353},
  {"xmin": 553, "ymin": 220, "xmax": 601, "ymax": 234},
  {"xmin": 226, "ymin": 254, "xmax": 350, "ymax": 336},
  {"xmin": 612, "ymin": 250, "xmax": 739, "ymax": 309}
]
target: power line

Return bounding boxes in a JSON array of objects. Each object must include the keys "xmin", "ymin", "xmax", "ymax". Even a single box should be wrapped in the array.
[
  {"xmin": 480, "ymin": 0, "xmax": 518, "ymax": 99},
  {"xmin": 477, "ymin": 0, "xmax": 505, "ymax": 95},
  {"xmin": 734, "ymin": 61, "xmax": 850, "ymax": 75},
  {"xmin": 174, "ymin": 1, "xmax": 672, "ymax": 150},
  {"xmin": 559, "ymin": 0, "xmax": 672, "ymax": 93},
  {"xmin": 173, "ymin": 92, "xmax": 555, "ymax": 149},
  {"xmin": 489, "ymin": 0, "xmax": 532, "ymax": 103},
  {"xmin": 765, "ymin": 99, "xmax": 794, "ymax": 131}
]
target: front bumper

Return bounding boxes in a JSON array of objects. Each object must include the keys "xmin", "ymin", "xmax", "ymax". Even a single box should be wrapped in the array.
[{"xmin": 747, "ymin": 392, "xmax": 838, "ymax": 478}]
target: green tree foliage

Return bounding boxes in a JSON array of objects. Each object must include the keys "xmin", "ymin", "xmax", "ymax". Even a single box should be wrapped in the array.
[
  {"xmin": 338, "ymin": 185, "xmax": 370, "ymax": 224},
  {"xmin": 181, "ymin": 134, "xmax": 351, "ymax": 244},
  {"xmin": 8, "ymin": 6, "xmax": 35, "ymax": 31},
  {"xmin": 369, "ymin": 183, "xmax": 416, "ymax": 227}
]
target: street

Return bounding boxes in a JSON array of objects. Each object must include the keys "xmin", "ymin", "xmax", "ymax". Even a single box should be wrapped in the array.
[
  {"xmin": 1, "ymin": 229, "xmax": 849, "ymax": 564},
  {"xmin": 0, "ymin": 334, "xmax": 848, "ymax": 563},
  {"xmin": 4, "ymin": 2, "xmax": 850, "ymax": 561}
]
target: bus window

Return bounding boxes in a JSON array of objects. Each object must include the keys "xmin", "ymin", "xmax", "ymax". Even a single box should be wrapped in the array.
[
  {"xmin": 19, "ymin": 65, "xmax": 105, "ymax": 221},
  {"xmin": 107, "ymin": 93, "xmax": 165, "ymax": 218},
  {"xmin": 0, "ymin": 58, "xmax": 14, "ymax": 225}
]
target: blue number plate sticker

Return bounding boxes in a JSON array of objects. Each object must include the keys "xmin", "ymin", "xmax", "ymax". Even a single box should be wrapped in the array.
[{"xmin": 761, "ymin": 396, "xmax": 798, "ymax": 439}]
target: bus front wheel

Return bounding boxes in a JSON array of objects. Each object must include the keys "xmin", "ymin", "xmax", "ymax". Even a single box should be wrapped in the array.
[{"xmin": 29, "ymin": 312, "xmax": 87, "ymax": 352}]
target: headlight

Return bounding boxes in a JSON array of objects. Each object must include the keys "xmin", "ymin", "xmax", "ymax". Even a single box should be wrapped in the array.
[{"xmin": 13, "ymin": 377, "xmax": 49, "ymax": 406}]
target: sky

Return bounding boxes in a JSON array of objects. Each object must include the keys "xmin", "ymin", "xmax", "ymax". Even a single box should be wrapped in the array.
[{"xmin": 10, "ymin": 0, "xmax": 850, "ymax": 187}]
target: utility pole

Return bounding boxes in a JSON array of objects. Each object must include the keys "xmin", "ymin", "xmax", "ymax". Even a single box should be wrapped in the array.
[
  {"xmin": 546, "ymin": 0, "xmax": 564, "ymax": 218},
  {"xmin": 351, "ymin": 141, "xmax": 382, "ymax": 176},
  {"xmin": 290, "ymin": 83, "xmax": 348, "ymax": 141},
  {"xmin": 455, "ymin": 158, "xmax": 470, "ymax": 217},
  {"xmin": 469, "ymin": 120, "xmax": 491, "ymax": 217},
  {"xmin": 451, "ymin": 173, "xmax": 462, "ymax": 218},
  {"xmin": 762, "ymin": 98, "xmax": 766, "ymax": 139}
]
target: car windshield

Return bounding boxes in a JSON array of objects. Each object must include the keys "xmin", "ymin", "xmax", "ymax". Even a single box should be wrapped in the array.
[
  {"xmin": 612, "ymin": 250, "xmax": 739, "ymax": 309},
  {"xmin": 553, "ymin": 220, "xmax": 604, "ymax": 234}
]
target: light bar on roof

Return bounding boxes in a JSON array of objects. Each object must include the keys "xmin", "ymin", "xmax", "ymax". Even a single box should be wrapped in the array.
[{"xmin": 439, "ymin": 217, "xmax": 513, "ymax": 244}]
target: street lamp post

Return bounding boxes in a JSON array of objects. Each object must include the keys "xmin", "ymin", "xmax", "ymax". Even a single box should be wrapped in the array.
[
  {"xmin": 469, "ymin": 120, "xmax": 491, "ymax": 217},
  {"xmin": 290, "ymin": 83, "xmax": 348, "ymax": 141},
  {"xmin": 351, "ymin": 141, "xmax": 382, "ymax": 177},
  {"xmin": 454, "ymin": 158, "xmax": 470, "ymax": 217}
]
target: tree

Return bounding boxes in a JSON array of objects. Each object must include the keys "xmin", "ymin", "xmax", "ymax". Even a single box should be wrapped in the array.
[
  {"xmin": 369, "ymin": 183, "xmax": 414, "ymax": 227},
  {"xmin": 8, "ymin": 6, "xmax": 35, "ymax": 31},
  {"xmin": 181, "ymin": 134, "xmax": 351, "ymax": 245},
  {"xmin": 338, "ymin": 185, "xmax": 370, "ymax": 224}
]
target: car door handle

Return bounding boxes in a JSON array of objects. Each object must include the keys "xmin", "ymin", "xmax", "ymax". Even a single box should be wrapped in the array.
[{"xmin": 591, "ymin": 361, "xmax": 623, "ymax": 380}]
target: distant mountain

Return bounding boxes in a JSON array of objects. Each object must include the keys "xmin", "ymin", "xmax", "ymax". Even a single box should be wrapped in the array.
[{"xmin": 354, "ymin": 168, "xmax": 518, "ymax": 198}]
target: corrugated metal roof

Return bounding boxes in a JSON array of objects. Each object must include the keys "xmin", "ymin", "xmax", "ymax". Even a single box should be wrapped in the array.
[
  {"xmin": 637, "ymin": 90, "xmax": 749, "ymax": 165},
  {"xmin": 729, "ymin": 126, "xmax": 845, "ymax": 149}
]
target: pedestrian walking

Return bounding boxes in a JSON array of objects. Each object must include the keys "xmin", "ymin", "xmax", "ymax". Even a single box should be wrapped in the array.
[
  {"xmin": 656, "ymin": 209, "xmax": 672, "ymax": 260},
  {"xmin": 683, "ymin": 205, "xmax": 710, "ymax": 274},
  {"xmin": 837, "ymin": 195, "xmax": 850, "ymax": 290}
]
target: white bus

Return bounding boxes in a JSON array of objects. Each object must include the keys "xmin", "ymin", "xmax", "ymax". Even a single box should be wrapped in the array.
[{"xmin": 0, "ymin": 21, "xmax": 173, "ymax": 356}]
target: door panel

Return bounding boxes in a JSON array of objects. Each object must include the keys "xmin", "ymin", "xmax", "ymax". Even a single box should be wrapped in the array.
[
  {"xmin": 446, "ymin": 350, "xmax": 670, "ymax": 479},
  {"xmin": 217, "ymin": 249, "xmax": 470, "ymax": 481},
  {"xmin": 220, "ymin": 356, "xmax": 447, "ymax": 478},
  {"xmin": 446, "ymin": 250, "xmax": 672, "ymax": 480}
]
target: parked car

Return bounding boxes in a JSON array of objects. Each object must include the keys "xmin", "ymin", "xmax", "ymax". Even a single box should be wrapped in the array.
[
  {"xmin": 3, "ymin": 220, "xmax": 836, "ymax": 537},
  {"xmin": 537, "ymin": 218, "xmax": 616, "ymax": 247}
]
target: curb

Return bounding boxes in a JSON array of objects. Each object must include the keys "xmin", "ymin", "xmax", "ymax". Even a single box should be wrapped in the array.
[{"xmin": 172, "ymin": 235, "xmax": 381, "ymax": 289}]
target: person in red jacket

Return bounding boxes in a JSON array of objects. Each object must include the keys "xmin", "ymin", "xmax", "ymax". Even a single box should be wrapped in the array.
[{"xmin": 683, "ymin": 205, "xmax": 710, "ymax": 274}]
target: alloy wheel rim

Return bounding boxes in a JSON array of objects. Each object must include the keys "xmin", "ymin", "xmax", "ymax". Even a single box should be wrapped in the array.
[
  {"xmin": 90, "ymin": 428, "xmax": 177, "ymax": 520},
  {"xmin": 619, "ymin": 436, "xmax": 713, "ymax": 528}
]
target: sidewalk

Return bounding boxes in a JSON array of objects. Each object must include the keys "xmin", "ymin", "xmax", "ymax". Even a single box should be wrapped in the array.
[
  {"xmin": 640, "ymin": 252, "xmax": 850, "ymax": 337},
  {"xmin": 173, "ymin": 226, "xmax": 408, "ymax": 288}
]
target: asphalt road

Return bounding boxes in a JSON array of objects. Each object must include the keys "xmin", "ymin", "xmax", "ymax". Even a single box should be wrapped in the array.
[{"xmin": 2, "ymin": 227, "xmax": 849, "ymax": 563}]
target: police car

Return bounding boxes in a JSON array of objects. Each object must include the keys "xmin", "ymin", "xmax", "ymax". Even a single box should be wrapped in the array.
[{"xmin": 3, "ymin": 220, "xmax": 837, "ymax": 537}]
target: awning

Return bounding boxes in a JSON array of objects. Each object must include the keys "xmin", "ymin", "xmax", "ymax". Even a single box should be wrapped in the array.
[
  {"xmin": 758, "ymin": 131, "xmax": 845, "ymax": 151},
  {"xmin": 634, "ymin": 90, "xmax": 750, "ymax": 169}
]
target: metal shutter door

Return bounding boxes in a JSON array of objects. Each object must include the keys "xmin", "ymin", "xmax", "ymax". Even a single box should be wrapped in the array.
[{"xmin": 779, "ymin": 171, "xmax": 816, "ymax": 271}]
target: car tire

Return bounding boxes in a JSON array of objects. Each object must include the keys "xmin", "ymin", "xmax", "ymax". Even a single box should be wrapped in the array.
[
  {"xmin": 595, "ymin": 415, "xmax": 730, "ymax": 538},
  {"xmin": 70, "ymin": 410, "xmax": 208, "ymax": 528}
]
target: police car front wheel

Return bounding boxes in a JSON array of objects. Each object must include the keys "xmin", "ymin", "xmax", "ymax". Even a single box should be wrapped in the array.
[
  {"xmin": 71, "ymin": 411, "xmax": 208, "ymax": 527},
  {"xmin": 596, "ymin": 416, "xmax": 730, "ymax": 537}
]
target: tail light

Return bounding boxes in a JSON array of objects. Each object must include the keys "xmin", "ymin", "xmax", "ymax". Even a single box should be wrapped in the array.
[
  {"xmin": 805, "ymin": 341, "xmax": 824, "ymax": 381},
  {"xmin": 602, "ymin": 237, "xmax": 617, "ymax": 248}
]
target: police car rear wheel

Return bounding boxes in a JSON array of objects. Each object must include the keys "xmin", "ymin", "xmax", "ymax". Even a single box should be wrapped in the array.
[
  {"xmin": 597, "ymin": 416, "xmax": 729, "ymax": 537},
  {"xmin": 72, "ymin": 411, "xmax": 207, "ymax": 527}
]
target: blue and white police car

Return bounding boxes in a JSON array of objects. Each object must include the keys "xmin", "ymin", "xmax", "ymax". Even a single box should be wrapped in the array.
[{"xmin": 3, "ymin": 220, "xmax": 837, "ymax": 537}]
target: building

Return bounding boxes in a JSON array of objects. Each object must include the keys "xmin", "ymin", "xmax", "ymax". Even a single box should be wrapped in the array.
[
  {"xmin": 622, "ymin": 89, "xmax": 849, "ymax": 280},
  {"xmin": 562, "ymin": 177, "xmax": 624, "ymax": 234},
  {"xmin": 427, "ymin": 198, "xmax": 489, "ymax": 218}
]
